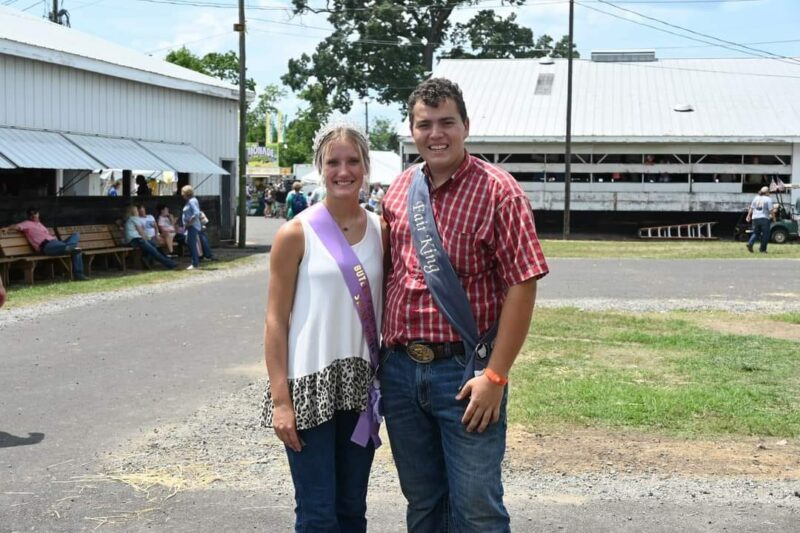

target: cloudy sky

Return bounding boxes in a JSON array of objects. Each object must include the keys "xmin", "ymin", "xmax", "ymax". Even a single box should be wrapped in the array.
[{"xmin": 8, "ymin": 0, "xmax": 800, "ymax": 126}]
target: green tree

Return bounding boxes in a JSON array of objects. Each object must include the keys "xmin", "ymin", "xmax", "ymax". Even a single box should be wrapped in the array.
[
  {"xmin": 445, "ymin": 11, "xmax": 578, "ymax": 60},
  {"xmin": 165, "ymin": 46, "xmax": 256, "ymax": 91},
  {"xmin": 283, "ymin": 1, "xmax": 575, "ymax": 113},
  {"xmin": 246, "ymin": 85, "xmax": 288, "ymax": 144},
  {"xmin": 166, "ymin": 46, "xmax": 284, "ymax": 144},
  {"xmin": 279, "ymin": 84, "xmax": 332, "ymax": 167},
  {"xmin": 369, "ymin": 117, "xmax": 399, "ymax": 152}
]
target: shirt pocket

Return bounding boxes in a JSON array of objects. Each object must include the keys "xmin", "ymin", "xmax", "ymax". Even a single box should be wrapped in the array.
[{"xmin": 447, "ymin": 230, "xmax": 493, "ymax": 276}]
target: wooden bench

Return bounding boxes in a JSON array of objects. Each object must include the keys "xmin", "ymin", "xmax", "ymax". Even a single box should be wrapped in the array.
[
  {"xmin": 56, "ymin": 225, "xmax": 135, "ymax": 276},
  {"xmin": 0, "ymin": 229, "xmax": 73, "ymax": 285},
  {"xmin": 109, "ymin": 224, "xmax": 147, "ymax": 270}
]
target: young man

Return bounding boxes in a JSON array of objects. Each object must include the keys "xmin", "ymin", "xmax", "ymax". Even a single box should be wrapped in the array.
[
  {"xmin": 1, "ymin": 207, "xmax": 86, "ymax": 281},
  {"xmin": 380, "ymin": 78, "xmax": 549, "ymax": 532}
]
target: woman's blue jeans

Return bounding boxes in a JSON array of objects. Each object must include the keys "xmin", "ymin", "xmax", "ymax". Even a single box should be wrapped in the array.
[
  {"xmin": 285, "ymin": 410, "xmax": 375, "ymax": 533},
  {"xmin": 130, "ymin": 238, "xmax": 176, "ymax": 269},
  {"xmin": 378, "ymin": 347, "xmax": 510, "ymax": 533},
  {"xmin": 186, "ymin": 226, "xmax": 213, "ymax": 267}
]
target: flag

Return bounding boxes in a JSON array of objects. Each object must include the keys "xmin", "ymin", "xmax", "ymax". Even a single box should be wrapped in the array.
[
  {"xmin": 277, "ymin": 111, "xmax": 285, "ymax": 144},
  {"xmin": 266, "ymin": 113, "xmax": 273, "ymax": 144}
]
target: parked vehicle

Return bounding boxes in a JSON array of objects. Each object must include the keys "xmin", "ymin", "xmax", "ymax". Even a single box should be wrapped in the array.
[{"xmin": 733, "ymin": 193, "xmax": 799, "ymax": 243}]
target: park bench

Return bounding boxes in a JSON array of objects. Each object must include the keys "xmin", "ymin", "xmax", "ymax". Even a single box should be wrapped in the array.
[
  {"xmin": 0, "ymin": 228, "xmax": 72, "ymax": 285},
  {"xmin": 56, "ymin": 225, "xmax": 135, "ymax": 276}
]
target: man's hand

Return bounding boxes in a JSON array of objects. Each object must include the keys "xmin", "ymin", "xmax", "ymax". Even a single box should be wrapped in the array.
[
  {"xmin": 272, "ymin": 403, "xmax": 303, "ymax": 452},
  {"xmin": 456, "ymin": 375, "xmax": 505, "ymax": 433}
]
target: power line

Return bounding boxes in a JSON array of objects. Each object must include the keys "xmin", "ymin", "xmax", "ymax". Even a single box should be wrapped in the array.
[
  {"xmin": 578, "ymin": 1, "xmax": 800, "ymax": 67},
  {"xmin": 594, "ymin": 0, "xmax": 800, "ymax": 66},
  {"xmin": 20, "ymin": 0, "xmax": 41, "ymax": 12}
]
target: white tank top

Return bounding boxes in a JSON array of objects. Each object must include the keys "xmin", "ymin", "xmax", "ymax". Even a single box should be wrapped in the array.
[{"xmin": 287, "ymin": 209, "xmax": 384, "ymax": 378}]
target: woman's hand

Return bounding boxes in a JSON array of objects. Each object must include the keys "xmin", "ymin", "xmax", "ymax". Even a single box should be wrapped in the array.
[{"xmin": 272, "ymin": 403, "xmax": 303, "ymax": 452}]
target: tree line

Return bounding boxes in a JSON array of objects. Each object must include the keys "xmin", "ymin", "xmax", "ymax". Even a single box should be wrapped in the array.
[{"xmin": 166, "ymin": 0, "xmax": 576, "ymax": 168}]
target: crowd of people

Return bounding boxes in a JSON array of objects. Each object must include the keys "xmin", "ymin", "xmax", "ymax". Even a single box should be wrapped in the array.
[{"xmin": 0, "ymin": 185, "xmax": 216, "ymax": 292}]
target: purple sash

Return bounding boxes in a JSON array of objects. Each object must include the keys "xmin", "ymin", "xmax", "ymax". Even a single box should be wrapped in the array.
[{"xmin": 306, "ymin": 203, "xmax": 382, "ymax": 448}]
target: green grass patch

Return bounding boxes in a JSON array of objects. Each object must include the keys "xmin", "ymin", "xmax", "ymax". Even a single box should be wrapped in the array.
[
  {"xmin": 540, "ymin": 239, "xmax": 800, "ymax": 259},
  {"xmin": 2, "ymin": 255, "xmax": 260, "ymax": 309},
  {"xmin": 511, "ymin": 307, "xmax": 800, "ymax": 438},
  {"xmin": 769, "ymin": 312, "xmax": 800, "ymax": 325}
]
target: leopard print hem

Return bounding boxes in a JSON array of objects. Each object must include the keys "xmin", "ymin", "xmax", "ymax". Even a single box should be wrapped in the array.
[{"xmin": 260, "ymin": 357, "xmax": 372, "ymax": 431}]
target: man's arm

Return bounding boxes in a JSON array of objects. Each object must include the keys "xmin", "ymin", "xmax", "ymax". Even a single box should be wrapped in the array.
[
  {"xmin": 456, "ymin": 278, "xmax": 537, "ymax": 433},
  {"xmin": 0, "ymin": 276, "xmax": 6, "ymax": 308}
]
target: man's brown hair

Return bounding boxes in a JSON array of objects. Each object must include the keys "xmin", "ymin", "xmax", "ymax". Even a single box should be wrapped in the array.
[{"xmin": 407, "ymin": 78, "xmax": 468, "ymax": 127}]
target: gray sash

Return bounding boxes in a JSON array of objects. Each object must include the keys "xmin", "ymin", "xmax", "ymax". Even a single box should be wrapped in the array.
[{"xmin": 407, "ymin": 166, "xmax": 497, "ymax": 388}]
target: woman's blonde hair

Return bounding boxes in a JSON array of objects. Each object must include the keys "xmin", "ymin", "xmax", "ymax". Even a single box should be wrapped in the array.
[
  {"xmin": 312, "ymin": 122, "xmax": 371, "ymax": 182},
  {"xmin": 181, "ymin": 185, "xmax": 194, "ymax": 198},
  {"xmin": 125, "ymin": 205, "xmax": 139, "ymax": 218}
]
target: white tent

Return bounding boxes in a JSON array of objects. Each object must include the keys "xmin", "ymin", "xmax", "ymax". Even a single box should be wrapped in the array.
[{"xmin": 298, "ymin": 151, "xmax": 401, "ymax": 187}]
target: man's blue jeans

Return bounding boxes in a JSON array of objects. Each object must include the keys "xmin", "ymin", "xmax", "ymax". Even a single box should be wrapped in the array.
[
  {"xmin": 42, "ymin": 233, "xmax": 84, "ymax": 278},
  {"xmin": 186, "ymin": 226, "xmax": 213, "ymax": 267},
  {"xmin": 130, "ymin": 238, "xmax": 176, "ymax": 269},
  {"xmin": 748, "ymin": 217, "xmax": 771, "ymax": 252},
  {"xmin": 379, "ymin": 347, "xmax": 510, "ymax": 533},
  {"xmin": 285, "ymin": 410, "xmax": 375, "ymax": 533}
]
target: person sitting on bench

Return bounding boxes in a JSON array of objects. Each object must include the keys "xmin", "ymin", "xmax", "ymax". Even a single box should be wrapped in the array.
[
  {"xmin": 1, "ymin": 207, "xmax": 87, "ymax": 281},
  {"xmin": 123, "ymin": 205, "xmax": 177, "ymax": 269}
]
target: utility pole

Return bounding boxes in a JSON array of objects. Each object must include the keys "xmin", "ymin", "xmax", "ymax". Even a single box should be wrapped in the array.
[
  {"xmin": 49, "ymin": 1, "xmax": 60, "ymax": 24},
  {"xmin": 563, "ymin": 0, "xmax": 574, "ymax": 239},
  {"xmin": 363, "ymin": 98, "xmax": 369, "ymax": 137},
  {"xmin": 235, "ymin": 0, "xmax": 247, "ymax": 248}
]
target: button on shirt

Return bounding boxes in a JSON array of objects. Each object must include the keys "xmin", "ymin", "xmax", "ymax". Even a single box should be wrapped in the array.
[{"xmin": 382, "ymin": 153, "xmax": 549, "ymax": 346}]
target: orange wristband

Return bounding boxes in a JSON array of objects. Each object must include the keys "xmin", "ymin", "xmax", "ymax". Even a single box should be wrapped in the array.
[{"xmin": 484, "ymin": 367, "xmax": 508, "ymax": 386}]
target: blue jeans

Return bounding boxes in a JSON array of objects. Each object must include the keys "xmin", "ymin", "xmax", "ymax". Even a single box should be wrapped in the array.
[
  {"xmin": 748, "ymin": 218, "xmax": 770, "ymax": 252},
  {"xmin": 42, "ymin": 233, "xmax": 84, "ymax": 278},
  {"xmin": 186, "ymin": 226, "xmax": 213, "ymax": 267},
  {"xmin": 285, "ymin": 410, "xmax": 375, "ymax": 533},
  {"xmin": 130, "ymin": 238, "xmax": 176, "ymax": 269},
  {"xmin": 378, "ymin": 348, "xmax": 510, "ymax": 533}
]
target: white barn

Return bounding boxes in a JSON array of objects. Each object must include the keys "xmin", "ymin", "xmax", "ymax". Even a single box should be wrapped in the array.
[
  {"xmin": 400, "ymin": 53, "xmax": 800, "ymax": 233},
  {"xmin": 0, "ymin": 6, "xmax": 240, "ymax": 238}
]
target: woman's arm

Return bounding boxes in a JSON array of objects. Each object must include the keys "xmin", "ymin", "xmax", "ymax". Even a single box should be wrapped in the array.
[{"xmin": 264, "ymin": 219, "xmax": 305, "ymax": 451}]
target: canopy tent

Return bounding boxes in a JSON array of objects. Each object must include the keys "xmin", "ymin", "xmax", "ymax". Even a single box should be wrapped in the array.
[{"xmin": 298, "ymin": 151, "xmax": 401, "ymax": 187}]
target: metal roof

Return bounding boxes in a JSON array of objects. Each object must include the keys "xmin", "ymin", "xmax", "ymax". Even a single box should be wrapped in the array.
[
  {"xmin": 0, "ymin": 127, "xmax": 102, "ymax": 169},
  {"xmin": 418, "ymin": 57, "xmax": 800, "ymax": 142},
  {"xmin": 64, "ymin": 134, "xmax": 172, "ymax": 171},
  {"xmin": 138, "ymin": 141, "xmax": 229, "ymax": 175},
  {"xmin": 0, "ymin": 152, "xmax": 14, "ymax": 169},
  {"xmin": 0, "ymin": 6, "xmax": 239, "ymax": 101}
]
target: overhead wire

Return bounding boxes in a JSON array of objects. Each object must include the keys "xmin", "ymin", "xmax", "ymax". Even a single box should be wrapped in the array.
[{"xmin": 594, "ymin": 0, "xmax": 800, "ymax": 66}]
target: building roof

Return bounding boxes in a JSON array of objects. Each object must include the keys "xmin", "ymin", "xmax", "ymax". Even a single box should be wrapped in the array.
[
  {"xmin": 411, "ymin": 56, "xmax": 800, "ymax": 143},
  {"xmin": 0, "ymin": 5, "xmax": 239, "ymax": 101}
]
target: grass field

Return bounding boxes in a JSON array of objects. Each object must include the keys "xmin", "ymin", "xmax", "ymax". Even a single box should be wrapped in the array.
[
  {"xmin": 511, "ymin": 307, "xmax": 800, "ymax": 438},
  {"xmin": 540, "ymin": 239, "xmax": 800, "ymax": 259}
]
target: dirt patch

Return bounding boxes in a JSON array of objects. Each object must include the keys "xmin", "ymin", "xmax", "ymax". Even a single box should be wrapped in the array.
[
  {"xmin": 506, "ymin": 426, "xmax": 800, "ymax": 479},
  {"xmin": 695, "ymin": 316, "xmax": 800, "ymax": 342}
]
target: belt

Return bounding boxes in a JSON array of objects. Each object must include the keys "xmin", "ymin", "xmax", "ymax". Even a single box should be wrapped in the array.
[{"xmin": 392, "ymin": 341, "xmax": 465, "ymax": 364}]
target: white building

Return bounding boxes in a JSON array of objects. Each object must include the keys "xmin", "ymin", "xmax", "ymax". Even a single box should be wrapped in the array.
[
  {"xmin": 400, "ymin": 53, "xmax": 800, "ymax": 231},
  {"xmin": 0, "ymin": 6, "xmax": 241, "ymax": 237}
]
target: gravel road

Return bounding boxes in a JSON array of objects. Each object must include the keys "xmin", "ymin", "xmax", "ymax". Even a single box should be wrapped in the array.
[{"xmin": 2, "ymin": 221, "xmax": 798, "ymax": 531}]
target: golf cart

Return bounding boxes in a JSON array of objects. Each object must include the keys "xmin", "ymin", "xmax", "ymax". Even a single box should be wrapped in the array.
[{"xmin": 734, "ymin": 186, "xmax": 800, "ymax": 244}]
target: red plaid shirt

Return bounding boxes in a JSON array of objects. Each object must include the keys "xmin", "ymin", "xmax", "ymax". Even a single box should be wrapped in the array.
[{"xmin": 382, "ymin": 153, "xmax": 549, "ymax": 345}]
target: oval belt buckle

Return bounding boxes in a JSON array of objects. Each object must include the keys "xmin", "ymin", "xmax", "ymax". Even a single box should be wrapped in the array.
[{"xmin": 407, "ymin": 343, "xmax": 434, "ymax": 363}]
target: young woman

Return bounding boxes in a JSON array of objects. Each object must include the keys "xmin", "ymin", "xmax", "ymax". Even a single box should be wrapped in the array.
[
  {"xmin": 261, "ymin": 122, "xmax": 386, "ymax": 532},
  {"xmin": 155, "ymin": 204, "xmax": 178, "ymax": 256}
]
